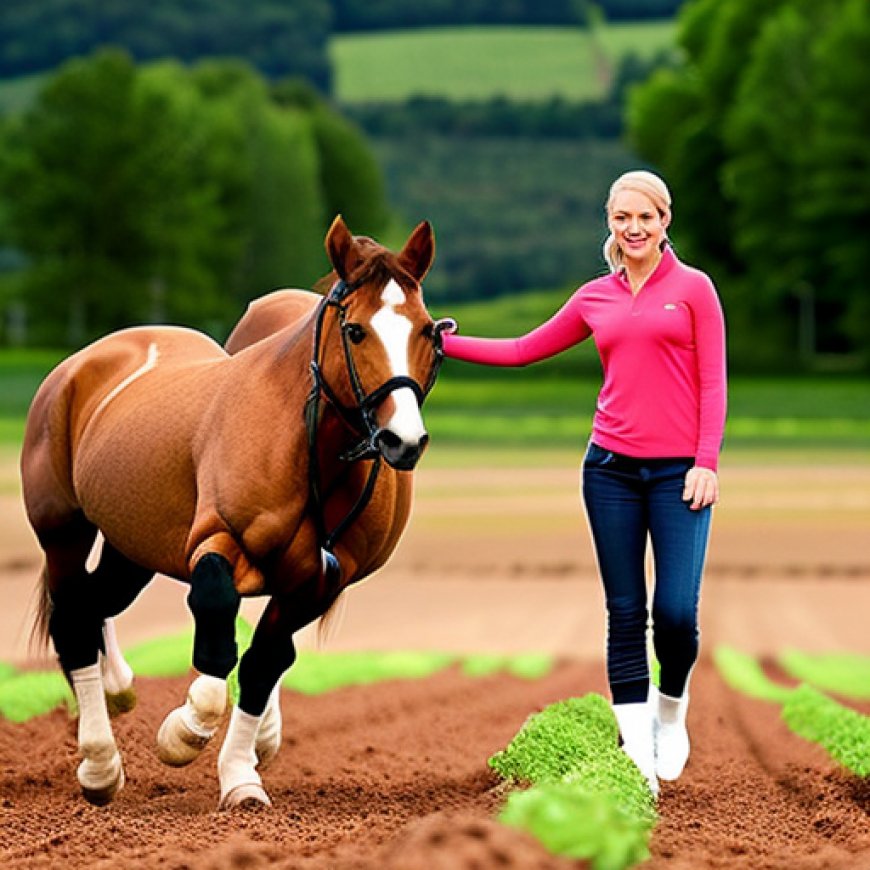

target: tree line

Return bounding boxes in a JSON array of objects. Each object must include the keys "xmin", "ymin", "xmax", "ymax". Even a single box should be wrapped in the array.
[
  {"xmin": 0, "ymin": 51, "xmax": 389, "ymax": 346},
  {"xmin": 0, "ymin": 0, "xmax": 683, "ymax": 87},
  {"xmin": 330, "ymin": 0, "xmax": 683, "ymax": 31},
  {"xmin": 0, "ymin": 0, "xmax": 333, "ymax": 88},
  {"xmin": 628, "ymin": 0, "xmax": 870, "ymax": 368}
]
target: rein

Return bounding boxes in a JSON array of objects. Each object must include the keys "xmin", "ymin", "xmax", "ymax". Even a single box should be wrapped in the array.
[{"xmin": 304, "ymin": 277, "xmax": 445, "ymax": 575}]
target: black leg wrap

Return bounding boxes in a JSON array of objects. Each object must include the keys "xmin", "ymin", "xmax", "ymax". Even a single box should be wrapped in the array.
[
  {"xmin": 237, "ymin": 633, "xmax": 297, "ymax": 717},
  {"xmin": 48, "ymin": 579, "xmax": 104, "ymax": 675},
  {"xmin": 187, "ymin": 553, "xmax": 241, "ymax": 679},
  {"xmin": 91, "ymin": 543, "xmax": 153, "ymax": 620}
]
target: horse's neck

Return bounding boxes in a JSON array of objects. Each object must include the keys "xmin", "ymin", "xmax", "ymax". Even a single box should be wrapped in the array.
[{"xmin": 235, "ymin": 310, "xmax": 361, "ymax": 462}]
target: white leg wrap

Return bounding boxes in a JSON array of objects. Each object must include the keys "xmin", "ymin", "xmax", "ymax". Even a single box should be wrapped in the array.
[
  {"xmin": 654, "ymin": 688, "xmax": 690, "ymax": 781},
  {"xmin": 70, "ymin": 663, "xmax": 124, "ymax": 804},
  {"xmin": 613, "ymin": 699, "xmax": 659, "ymax": 797},
  {"xmin": 255, "ymin": 688, "xmax": 283, "ymax": 768},
  {"xmin": 156, "ymin": 675, "xmax": 227, "ymax": 767},
  {"xmin": 218, "ymin": 706, "xmax": 272, "ymax": 810},
  {"xmin": 100, "ymin": 621, "xmax": 136, "ymax": 716}
]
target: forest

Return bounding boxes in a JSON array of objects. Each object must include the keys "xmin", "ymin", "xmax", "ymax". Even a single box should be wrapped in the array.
[{"xmin": 0, "ymin": 0, "xmax": 867, "ymax": 371}]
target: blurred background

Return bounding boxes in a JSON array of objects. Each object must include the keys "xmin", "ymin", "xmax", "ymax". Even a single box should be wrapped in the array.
[{"xmin": 0, "ymin": 0, "xmax": 867, "ymax": 662}]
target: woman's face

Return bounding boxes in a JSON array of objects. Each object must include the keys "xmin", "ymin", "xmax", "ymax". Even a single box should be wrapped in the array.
[{"xmin": 608, "ymin": 189, "xmax": 669, "ymax": 266}]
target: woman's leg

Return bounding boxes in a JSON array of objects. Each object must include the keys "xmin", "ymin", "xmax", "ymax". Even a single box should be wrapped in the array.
[
  {"xmin": 647, "ymin": 464, "xmax": 712, "ymax": 699},
  {"xmin": 647, "ymin": 460, "xmax": 712, "ymax": 780},
  {"xmin": 582, "ymin": 446, "xmax": 658, "ymax": 794},
  {"xmin": 582, "ymin": 448, "xmax": 650, "ymax": 703}
]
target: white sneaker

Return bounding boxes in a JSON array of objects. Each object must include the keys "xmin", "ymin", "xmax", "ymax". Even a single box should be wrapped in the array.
[
  {"xmin": 613, "ymin": 700, "xmax": 659, "ymax": 797},
  {"xmin": 654, "ymin": 689, "xmax": 690, "ymax": 781}
]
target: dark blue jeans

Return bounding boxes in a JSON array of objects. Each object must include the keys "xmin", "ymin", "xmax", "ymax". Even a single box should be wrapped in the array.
[{"xmin": 582, "ymin": 442, "xmax": 712, "ymax": 704}]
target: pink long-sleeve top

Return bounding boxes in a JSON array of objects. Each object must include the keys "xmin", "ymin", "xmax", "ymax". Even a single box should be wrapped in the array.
[{"xmin": 441, "ymin": 246, "xmax": 727, "ymax": 470}]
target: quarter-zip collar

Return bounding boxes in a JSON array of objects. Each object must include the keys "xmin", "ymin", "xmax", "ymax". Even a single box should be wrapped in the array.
[{"xmin": 616, "ymin": 244, "xmax": 677, "ymax": 295}]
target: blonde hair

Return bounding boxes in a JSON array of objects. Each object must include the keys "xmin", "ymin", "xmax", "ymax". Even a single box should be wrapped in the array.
[{"xmin": 602, "ymin": 170, "xmax": 672, "ymax": 273}]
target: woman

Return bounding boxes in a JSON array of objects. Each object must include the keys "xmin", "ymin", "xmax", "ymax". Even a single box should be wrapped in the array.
[{"xmin": 440, "ymin": 170, "xmax": 727, "ymax": 795}]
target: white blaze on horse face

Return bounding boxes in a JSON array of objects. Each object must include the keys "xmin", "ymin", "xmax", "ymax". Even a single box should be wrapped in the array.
[{"xmin": 369, "ymin": 279, "xmax": 427, "ymax": 442}]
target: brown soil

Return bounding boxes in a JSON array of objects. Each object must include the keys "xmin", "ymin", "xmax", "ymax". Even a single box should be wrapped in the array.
[
  {"xmin": 1, "ymin": 456, "xmax": 868, "ymax": 867},
  {"xmin": 0, "ymin": 659, "xmax": 868, "ymax": 869},
  {"xmin": 0, "ymin": 662, "xmax": 870, "ymax": 870}
]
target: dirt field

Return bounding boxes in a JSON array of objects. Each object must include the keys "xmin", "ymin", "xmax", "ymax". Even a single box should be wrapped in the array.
[{"xmin": 1, "ymin": 449, "xmax": 868, "ymax": 867}]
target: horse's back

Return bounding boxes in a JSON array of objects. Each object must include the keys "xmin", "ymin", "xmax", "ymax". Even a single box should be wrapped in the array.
[
  {"xmin": 28, "ymin": 326, "xmax": 223, "ymax": 441},
  {"xmin": 225, "ymin": 290, "xmax": 320, "ymax": 353},
  {"xmin": 21, "ymin": 326, "xmax": 225, "ymax": 534}
]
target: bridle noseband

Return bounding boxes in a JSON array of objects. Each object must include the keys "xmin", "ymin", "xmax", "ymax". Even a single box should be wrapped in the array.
[{"xmin": 304, "ymin": 277, "xmax": 446, "ymax": 573}]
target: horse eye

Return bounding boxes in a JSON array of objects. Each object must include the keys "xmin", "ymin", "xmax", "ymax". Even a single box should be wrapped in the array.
[
  {"xmin": 345, "ymin": 323, "xmax": 366, "ymax": 344},
  {"xmin": 421, "ymin": 322, "xmax": 434, "ymax": 340}
]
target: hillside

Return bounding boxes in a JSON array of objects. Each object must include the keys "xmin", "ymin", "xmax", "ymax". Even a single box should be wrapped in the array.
[{"xmin": 330, "ymin": 22, "xmax": 676, "ymax": 102}]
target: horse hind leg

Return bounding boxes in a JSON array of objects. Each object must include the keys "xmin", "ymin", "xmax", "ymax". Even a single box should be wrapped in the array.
[
  {"xmin": 101, "ymin": 619, "xmax": 136, "ymax": 716},
  {"xmin": 35, "ymin": 515, "xmax": 125, "ymax": 805},
  {"xmin": 89, "ymin": 538, "xmax": 154, "ymax": 716},
  {"xmin": 71, "ymin": 663, "xmax": 126, "ymax": 805}
]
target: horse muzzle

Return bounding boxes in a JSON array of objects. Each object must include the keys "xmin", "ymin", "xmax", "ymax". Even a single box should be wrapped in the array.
[{"xmin": 373, "ymin": 428, "xmax": 429, "ymax": 470}]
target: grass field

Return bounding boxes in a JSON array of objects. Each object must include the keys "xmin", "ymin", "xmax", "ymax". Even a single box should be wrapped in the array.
[
  {"xmin": 330, "ymin": 22, "xmax": 676, "ymax": 103},
  {"xmin": 1, "ymin": 347, "xmax": 868, "ymax": 453}
]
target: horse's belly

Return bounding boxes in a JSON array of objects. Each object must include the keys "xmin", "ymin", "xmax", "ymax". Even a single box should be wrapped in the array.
[{"xmin": 74, "ymin": 426, "xmax": 196, "ymax": 577}]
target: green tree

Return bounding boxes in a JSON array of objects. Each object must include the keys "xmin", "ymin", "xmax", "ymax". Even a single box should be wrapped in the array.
[
  {"xmin": 0, "ymin": 49, "xmax": 244, "ymax": 343},
  {"xmin": 0, "ymin": 51, "xmax": 394, "ymax": 345},
  {"xmin": 799, "ymin": 0, "xmax": 870, "ymax": 350},
  {"xmin": 272, "ymin": 79, "xmax": 391, "ymax": 241},
  {"xmin": 0, "ymin": 0, "xmax": 333, "ymax": 90},
  {"xmin": 191, "ymin": 63, "xmax": 327, "ymax": 307},
  {"xmin": 627, "ymin": 0, "xmax": 869, "ymax": 369}
]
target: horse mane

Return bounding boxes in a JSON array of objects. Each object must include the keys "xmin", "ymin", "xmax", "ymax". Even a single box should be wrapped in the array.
[{"xmin": 312, "ymin": 235, "xmax": 417, "ymax": 296}]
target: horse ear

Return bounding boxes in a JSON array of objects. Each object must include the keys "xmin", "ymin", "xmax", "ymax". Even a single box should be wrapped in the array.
[
  {"xmin": 325, "ymin": 215, "xmax": 362, "ymax": 281},
  {"xmin": 398, "ymin": 221, "xmax": 435, "ymax": 282}
]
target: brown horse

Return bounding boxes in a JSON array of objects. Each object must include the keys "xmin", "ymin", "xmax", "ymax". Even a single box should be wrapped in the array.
[{"xmin": 21, "ymin": 217, "xmax": 443, "ymax": 809}]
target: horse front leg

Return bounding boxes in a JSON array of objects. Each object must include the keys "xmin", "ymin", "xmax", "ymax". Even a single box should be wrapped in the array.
[
  {"xmin": 217, "ymin": 595, "xmax": 312, "ymax": 810},
  {"xmin": 157, "ymin": 552, "xmax": 241, "ymax": 766}
]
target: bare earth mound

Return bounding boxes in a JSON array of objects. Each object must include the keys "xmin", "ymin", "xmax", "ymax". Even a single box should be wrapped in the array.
[{"xmin": 0, "ymin": 659, "xmax": 868, "ymax": 869}]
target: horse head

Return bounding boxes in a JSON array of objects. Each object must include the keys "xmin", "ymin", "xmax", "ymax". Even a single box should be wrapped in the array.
[{"xmin": 316, "ymin": 216, "xmax": 438, "ymax": 471}]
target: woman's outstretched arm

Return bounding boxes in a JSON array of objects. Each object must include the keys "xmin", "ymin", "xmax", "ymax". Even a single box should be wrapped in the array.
[{"xmin": 441, "ymin": 291, "xmax": 592, "ymax": 367}]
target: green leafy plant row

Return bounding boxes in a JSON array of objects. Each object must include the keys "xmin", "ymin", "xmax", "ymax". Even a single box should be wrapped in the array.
[
  {"xmin": 713, "ymin": 646, "xmax": 870, "ymax": 778},
  {"xmin": 489, "ymin": 694, "xmax": 656, "ymax": 870},
  {"xmin": 778, "ymin": 650, "xmax": 870, "ymax": 701},
  {"xmin": 783, "ymin": 684, "xmax": 870, "ymax": 777},
  {"xmin": 0, "ymin": 619, "xmax": 553, "ymax": 722}
]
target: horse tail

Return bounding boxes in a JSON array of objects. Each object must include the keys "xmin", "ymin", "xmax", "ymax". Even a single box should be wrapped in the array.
[
  {"xmin": 316, "ymin": 592, "xmax": 347, "ymax": 647},
  {"xmin": 29, "ymin": 562, "xmax": 53, "ymax": 656}
]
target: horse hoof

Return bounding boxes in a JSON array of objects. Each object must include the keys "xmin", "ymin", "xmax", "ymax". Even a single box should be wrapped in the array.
[
  {"xmin": 156, "ymin": 708, "xmax": 212, "ymax": 767},
  {"xmin": 78, "ymin": 755, "xmax": 125, "ymax": 806},
  {"xmin": 105, "ymin": 686, "xmax": 137, "ymax": 718},
  {"xmin": 219, "ymin": 783, "xmax": 272, "ymax": 811}
]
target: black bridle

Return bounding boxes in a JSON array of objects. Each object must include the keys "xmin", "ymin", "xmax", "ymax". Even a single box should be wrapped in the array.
[{"xmin": 304, "ymin": 277, "xmax": 446, "ymax": 574}]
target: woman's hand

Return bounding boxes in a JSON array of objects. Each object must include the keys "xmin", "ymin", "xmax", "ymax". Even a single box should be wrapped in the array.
[
  {"xmin": 433, "ymin": 317, "xmax": 458, "ymax": 335},
  {"xmin": 683, "ymin": 466, "xmax": 719, "ymax": 510}
]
